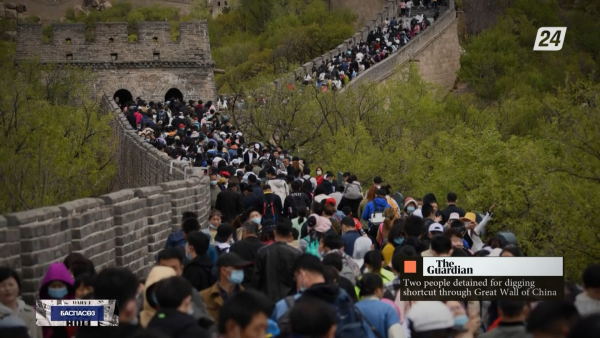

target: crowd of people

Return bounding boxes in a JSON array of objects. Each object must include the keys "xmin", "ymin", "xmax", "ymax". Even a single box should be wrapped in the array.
[{"xmin": 1, "ymin": 93, "xmax": 600, "ymax": 338}]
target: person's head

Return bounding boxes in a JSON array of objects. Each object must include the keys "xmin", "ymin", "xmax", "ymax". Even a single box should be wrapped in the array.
[
  {"xmin": 0, "ymin": 267, "xmax": 21, "ymax": 305},
  {"xmin": 316, "ymin": 167, "xmax": 323, "ymax": 176},
  {"xmin": 153, "ymin": 276, "xmax": 193, "ymax": 314},
  {"xmin": 275, "ymin": 220, "xmax": 292, "ymax": 241},
  {"xmin": 293, "ymin": 254, "xmax": 325, "ymax": 291},
  {"xmin": 219, "ymin": 290, "xmax": 272, "ymax": 338},
  {"xmin": 500, "ymin": 244, "xmax": 523, "ymax": 257},
  {"xmin": 69, "ymin": 257, "xmax": 96, "ymax": 279},
  {"xmin": 209, "ymin": 210, "xmax": 222, "ymax": 229},
  {"xmin": 422, "ymin": 203, "xmax": 434, "ymax": 219},
  {"xmin": 74, "ymin": 273, "xmax": 95, "ymax": 299},
  {"xmin": 358, "ymin": 273, "xmax": 385, "ymax": 299},
  {"xmin": 497, "ymin": 300, "xmax": 528, "ymax": 322},
  {"xmin": 363, "ymin": 250, "xmax": 384, "ymax": 274},
  {"xmin": 185, "ymin": 231, "xmax": 210, "ymax": 260},
  {"xmin": 325, "ymin": 173, "xmax": 335, "ymax": 183},
  {"xmin": 291, "ymin": 180, "xmax": 302, "ymax": 192},
  {"xmin": 341, "ymin": 217, "xmax": 356, "ymax": 234},
  {"xmin": 240, "ymin": 221, "xmax": 260, "ymax": 239},
  {"xmin": 373, "ymin": 176, "xmax": 382, "ymax": 187},
  {"xmin": 407, "ymin": 301, "xmax": 456, "ymax": 338},
  {"xmin": 217, "ymin": 253, "xmax": 251, "ymax": 286},
  {"xmin": 290, "ymin": 297, "xmax": 337, "ymax": 338},
  {"xmin": 431, "ymin": 235, "xmax": 453, "ymax": 257},
  {"xmin": 375, "ymin": 189, "xmax": 387, "ymax": 199},
  {"xmin": 526, "ymin": 301, "xmax": 579, "ymax": 338},
  {"xmin": 405, "ymin": 216, "xmax": 425, "ymax": 238},
  {"xmin": 182, "ymin": 217, "xmax": 200, "ymax": 238},
  {"xmin": 263, "ymin": 184, "xmax": 272, "ymax": 192},
  {"xmin": 444, "ymin": 228, "xmax": 464, "ymax": 249},
  {"xmin": 428, "ymin": 222, "xmax": 444, "ymax": 238},
  {"xmin": 321, "ymin": 234, "xmax": 344, "ymax": 254},
  {"xmin": 63, "ymin": 253, "xmax": 86, "ymax": 272},
  {"xmin": 446, "ymin": 192, "xmax": 457, "ymax": 205},
  {"xmin": 388, "ymin": 219, "xmax": 406, "ymax": 246},
  {"xmin": 366, "ymin": 186, "xmax": 378, "ymax": 202},
  {"xmin": 582, "ymin": 263, "xmax": 600, "ymax": 300},
  {"xmin": 322, "ymin": 252, "xmax": 343, "ymax": 274},
  {"xmin": 568, "ymin": 314, "xmax": 600, "ymax": 338},
  {"xmin": 157, "ymin": 247, "xmax": 184, "ymax": 276},
  {"xmin": 215, "ymin": 223, "xmax": 234, "ymax": 244},
  {"xmin": 94, "ymin": 268, "xmax": 140, "ymax": 325},
  {"xmin": 342, "ymin": 206, "xmax": 352, "ymax": 217}
]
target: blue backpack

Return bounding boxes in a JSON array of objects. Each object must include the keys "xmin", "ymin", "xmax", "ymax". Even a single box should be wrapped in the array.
[{"xmin": 334, "ymin": 291, "xmax": 381, "ymax": 338}]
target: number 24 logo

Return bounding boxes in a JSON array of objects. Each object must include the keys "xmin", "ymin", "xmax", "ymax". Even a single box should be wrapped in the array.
[{"xmin": 533, "ymin": 27, "xmax": 567, "ymax": 51}]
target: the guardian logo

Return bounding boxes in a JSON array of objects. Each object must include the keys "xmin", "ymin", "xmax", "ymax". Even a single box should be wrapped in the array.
[{"xmin": 60, "ymin": 310, "xmax": 96, "ymax": 317}]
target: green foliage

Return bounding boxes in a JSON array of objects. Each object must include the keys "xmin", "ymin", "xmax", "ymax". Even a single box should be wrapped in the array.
[{"xmin": 0, "ymin": 60, "xmax": 115, "ymax": 214}]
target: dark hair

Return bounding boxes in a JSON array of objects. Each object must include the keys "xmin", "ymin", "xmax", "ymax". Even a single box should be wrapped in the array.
[
  {"xmin": 322, "ymin": 253, "xmax": 343, "ymax": 272},
  {"xmin": 431, "ymin": 235, "xmax": 452, "ymax": 255},
  {"xmin": 421, "ymin": 203, "xmax": 434, "ymax": 218},
  {"xmin": 218, "ymin": 290, "xmax": 272, "ymax": 334},
  {"xmin": 396, "ymin": 245, "xmax": 417, "ymax": 257},
  {"xmin": 263, "ymin": 184, "xmax": 272, "ymax": 190},
  {"xmin": 74, "ymin": 273, "xmax": 95, "ymax": 290},
  {"xmin": 526, "ymin": 301, "xmax": 579, "ymax": 334},
  {"xmin": 501, "ymin": 244, "xmax": 523, "ymax": 257},
  {"xmin": 373, "ymin": 176, "xmax": 382, "ymax": 184},
  {"xmin": 446, "ymin": 192, "xmax": 457, "ymax": 203},
  {"xmin": 364, "ymin": 250, "xmax": 383, "ymax": 275},
  {"xmin": 291, "ymin": 180, "xmax": 302, "ymax": 191},
  {"xmin": 293, "ymin": 254, "xmax": 324, "ymax": 276},
  {"xmin": 323, "ymin": 234, "xmax": 344, "ymax": 250},
  {"xmin": 245, "ymin": 184, "xmax": 254, "ymax": 193},
  {"xmin": 405, "ymin": 216, "xmax": 424, "ymax": 237},
  {"xmin": 311, "ymin": 201, "xmax": 323, "ymax": 216},
  {"xmin": 473, "ymin": 250, "xmax": 490, "ymax": 257},
  {"xmin": 182, "ymin": 218, "xmax": 201, "ymax": 235},
  {"xmin": 444, "ymin": 227, "xmax": 463, "ymax": 239},
  {"xmin": 297, "ymin": 208, "xmax": 307, "ymax": 224},
  {"xmin": 93, "ymin": 268, "xmax": 139, "ymax": 315},
  {"xmin": 568, "ymin": 314, "xmax": 600, "ymax": 338},
  {"xmin": 0, "ymin": 267, "xmax": 21, "ymax": 293},
  {"xmin": 358, "ymin": 273, "xmax": 384, "ymax": 297},
  {"xmin": 181, "ymin": 211, "xmax": 198, "ymax": 222},
  {"xmin": 157, "ymin": 247, "xmax": 184, "ymax": 264},
  {"xmin": 154, "ymin": 276, "xmax": 193, "ymax": 309},
  {"xmin": 290, "ymin": 297, "xmax": 337, "ymax": 337},
  {"xmin": 187, "ymin": 231, "xmax": 210, "ymax": 256},
  {"xmin": 291, "ymin": 228, "xmax": 299, "ymax": 240},
  {"xmin": 342, "ymin": 206, "xmax": 352, "ymax": 216},
  {"xmin": 387, "ymin": 219, "xmax": 406, "ymax": 245},
  {"xmin": 63, "ymin": 252, "xmax": 86, "ymax": 270},
  {"xmin": 582, "ymin": 263, "xmax": 600, "ymax": 288},
  {"xmin": 241, "ymin": 221, "xmax": 259, "ymax": 235},
  {"xmin": 323, "ymin": 265, "xmax": 339, "ymax": 284},
  {"xmin": 70, "ymin": 257, "xmax": 96, "ymax": 278},
  {"xmin": 341, "ymin": 217, "xmax": 355, "ymax": 228},
  {"xmin": 336, "ymin": 185, "xmax": 345, "ymax": 193},
  {"xmin": 275, "ymin": 219, "xmax": 292, "ymax": 237},
  {"xmin": 497, "ymin": 300, "xmax": 526, "ymax": 318},
  {"xmin": 248, "ymin": 174, "xmax": 257, "ymax": 184}
]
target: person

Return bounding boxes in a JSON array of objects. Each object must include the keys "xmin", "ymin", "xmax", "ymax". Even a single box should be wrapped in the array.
[
  {"xmin": 68, "ymin": 257, "xmax": 96, "ymax": 279},
  {"xmin": 461, "ymin": 204, "xmax": 495, "ymax": 251},
  {"xmin": 140, "ymin": 266, "xmax": 177, "ymax": 328},
  {"xmin": 355, "ymin": 273, "xmax": 404, "ymax": 338},
  {"xmin": 373, "ymin": 176, "xmax": 383, "ymax": 189},
  {"xmin": 183, "ymin": 231, "xmax": 215, "ymax": 292},
  {"xmin": 289, "ymin": 297, "xmax": 337, "ymax": 338},
  {"xmin": 166, "ymin": 212, "xmax": 218, "ymax": 266},
  {"xmin": 406, "ymin": 301, "xmax": 470, "ymax": 338},
  {"xmin": 376, "ymin": 208, "xmax": 397, "ymax": 248},
  {"xmin": 266, "ymin": 168, "xmax": 290, "ymax": 201},
  {"xmin": 575, "ymin": 263, "xmax": 600, "ymax": 316},
  {"xmin": 261, "ymin": 184, "xmax": 284, "ymax": 224},
  {"xmin": 352, "ymin": 236, "xmax": 373, "ymax": 268},
  {"xmin": 362, "ymin": 250, "xmax": 394, "ymax": 284},
  {"xmin": 358, "ymin": 186, "xmax": 378, "ymax": 229},
  {"xmin": 500, "ymin": 245, "xmax": 523, "ymax": 257},
  {"xmin": 253, "ymin": 221, "xmax": 300, "ymax": 303},
  {"xmin": 568, "ymin": 314, "xmax": 600, "ymax": 338},
  {"xmin": 440, "ymin": 192, "xmax": 466, "ymax": 225},
  {"xmin": 321, "ymin": 234, "xmax": 361, "ymax": 284},
  {"xmin": 480, "ymin": 301, "xmax": 531, "ymax": 338},
  {"xmin": 362, "ymin": 189, "xmax": 392, "ymax": 232},
  {"xmin": 382, "ymin": 221, "xmax": 405, "ymax": 266},
  {"xmin": 315, "ymin": 167, "xmax": 325, "ymax": 186},
  {"xmin": 242, "ymin": 184, "xmax": 262, "ymax": 212},
  {"xmin": 39, "ymin": 262, "xmax": 76, "ymax": 338},
  {"xmin": 214, "ymin": 224, "xmax": 234, "ymax": 254},
  {"xmin": 420, "ymin": 222, "xmax": 445, "ymax": 256},
  {"xmin": 74, "ymin": 273, "xmax": 95, "ymax": 299},
  {"xmin": 339, "ymin": 174, "xmax": 363, "ymax": 217},
  {"xmin": 341, "ymin": 217, "xmax": 361, "ymax": 257},
  {"xmin": 218, "ymin": 291, "xmax": 271, "ymax": 338},
  {"xmin": 430, "ymin": 235, "xmax": 453, "ymax": 257},
  {"xmin": 526, "ymin": 301, "xmax": 579, "ymax": 338},
  {"xmin": 330, "ymin": 185, "xmax": 344, "ymax": 207},
  {"xmin": 216, "ymin": 179, "xmax": 244, "ymax": 223},
  {"xmin": 230, "ymin": 221, "xmax": 265, "ymax": 287},
  {"xmin": 291, "ymin": 208, "xmax": 307, "ymax": 234},
  {"xmin": 201, "ymin": 253, "xmax": 251, "ymax": 324},
  {"xmin": 322, "ymin": 254, "xmax": 359, "ymax": 303},
  {"xmin": 0, "ymin": 267, "xmax": 41, "ymax": 338},
  {"xmin": 147, "ymin": 277, "xmax": 209, "ymax": 338},
  {"xmin": 284, "ymin": 180, "xmax": 312, "ymax": 219},
  {"xmin": 76, "ymin": 268, "xmax": 142, "ymax": 338}
]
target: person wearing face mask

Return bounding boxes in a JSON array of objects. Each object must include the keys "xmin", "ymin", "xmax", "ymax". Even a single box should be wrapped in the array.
[
  {"xmin": 202, "ymin": 210, "xmax": 222, "ymax": 243},
  {"xmin": 0, "ymin": 267, "xmax": 41, "ymax": 338},
  {"xmin": 314, "ymin": 167, "xmax": 325, "ymax": 186},
  {"xmin": 183, "ymin": 231, "xmax": 216, "ymax": 293},
  {"xmin": 230, "ymin": 220, "xmax": 265, "ymax": 287},
  {"xmin": 403, "ymin": 197, "xmax": 418, "ymax": 217},
  {"xmin": 209, "ymin": 173, "xmax": 220, "ymax": 209},
  {"xmin": 218, "ymin": 291, "xmax": 271, "ymax": 338},
  {"xmin": 381, "ymin": 221, "xmax": 406, "ymax": 266},
  {"xmin": 201, "ymin": 253, "xmax": 251, "ymax": 324},
  {"xmin": 147, "ymin": 277, "xmax": 209, "ymax": 338},
  {"xmin": 38, "ymin": 263, "xmax": 76, "ymax": 338},
  {"xmin": 356, "ymin": 274, "xmax": 403, "ymax": 338}
]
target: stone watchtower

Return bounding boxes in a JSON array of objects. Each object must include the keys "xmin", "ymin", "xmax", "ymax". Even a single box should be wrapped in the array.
[{"xmin": 16, "ymin": 21, "xmax": 216, "ymax": 103}]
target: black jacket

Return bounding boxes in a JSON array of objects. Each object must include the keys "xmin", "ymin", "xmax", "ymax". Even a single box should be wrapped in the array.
[
  {"xmin": 183, "ymin": 255, "xmax": 215, "ymax": 293},
  {"xmin": 243, "ymin": 151, "xmax": 257, "ymax": 165},
  {"xmin": 215, "ymin": 189, "xmax": 244, "ymax": 223},
  {"xmin": 230, "ymin": 236, "xmax": 265, "ymax": 286},
  {"xmin": 440, "ymin": 204, "xmax": 466, "ymax": 225},
  {"xmin": 283, "ymin": 192, "xmax": 312, "ymax": 219},
  {"xmin": 125, "ymin": 112, "xmax": 136, "ymax": 129},
  {"xmin": 253, "ymin": 242, "xmax": 301, "ymax": 303},
  {"xmin": 147, "ymin": 309, "xmax": 209, "ymax": 338},
  {"xmin": 243, "ymin": 194, "xmax": 263, "ymax": 213}
]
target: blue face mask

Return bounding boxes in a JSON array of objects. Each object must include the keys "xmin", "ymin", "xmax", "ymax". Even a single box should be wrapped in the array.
[
  {"xmin": 394, "ymin": 237, "xmax": 405, "ymax": 245},
  {"xmin": 210, "ymin": 180, "xmax": 217, "ymax": 186},
  {"xmin": 48, "ymin": 287, "xmax": 68, "ymax": 299},
  {"xmin": 454, "ymin": 315, "xmax": 468, "ymax": 327},
  {"xmin": 187, "ymin": 307, "xmax": 194, "ymax": 315},
  {"xmin": 229, "ymin": 270, "xmax": 244, "ymax": 285},
  {"xmin": 407, "ymin": 206, "xmax": 416, "ymax": 212},
  {"xmin": 185, "ymin": 250, "xmax": 192, "ymax": 261},
  {"xmin": 251, "ymin": 217, "xmax": 262, "ymax": 225}
]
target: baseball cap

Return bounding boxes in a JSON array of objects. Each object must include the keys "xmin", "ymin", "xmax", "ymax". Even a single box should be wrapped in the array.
[
  {"xmin": 324, "ymin": 197, "xmax": 336, "ymax": 206},
  {"xmin": 178, "ymin": 124, "xmax": 185, "ymax": 128},
  {"xmin": 214, "ymin": 224, "xmax": 234, "ymax": 243},
  {"xmin": 428, "ymin": 223, "xmax": 444, "ymax": 233},
  {"xmin": 407, "ymin": 301, "xmax": 454, "ymax": 332},
  {"xmin": 461, "ymin": 212, "xmax": 476, "ymax": 223},
  {"xmin": 449, "ymin": 212, "xmax": 461, "ymax": 221},
  {"xmin": 217, "ymin": 253, "xmax": 252, "ymax": 268}
]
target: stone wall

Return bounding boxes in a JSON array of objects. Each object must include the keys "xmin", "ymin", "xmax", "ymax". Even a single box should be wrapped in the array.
[
  {"xmin": 0, "ymin": 95, "xmax": 212, "ymax": 305},
  {"xmin": 16, "ymin": 21, "xmax": 217, "ymax": 102},
  {"xmin": 344, "ymin": 6, "xmax": 460, "ymax": 90}
]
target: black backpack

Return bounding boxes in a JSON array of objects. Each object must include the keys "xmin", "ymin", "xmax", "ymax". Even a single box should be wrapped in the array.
[
  {"xmin": 262, "ymin": 194, "xmax": 278, "ymax": 223},
  {"xmin": 288, "ymin": 192, "xmax": 308, "ymax": 219}
]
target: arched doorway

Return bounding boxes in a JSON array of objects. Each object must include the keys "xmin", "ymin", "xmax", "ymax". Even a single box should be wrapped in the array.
[
  {"xmin": 164, "ymin": 88, "xmax": 184, "ymax": 103},
  {"xmin": 113, "ymin": 89, "xmax": 133, "ymax": 107}
]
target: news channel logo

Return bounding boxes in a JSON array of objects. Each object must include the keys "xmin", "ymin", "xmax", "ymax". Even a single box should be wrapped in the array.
[
  {"xmin": 533, "ymin": 27, "xmax": 567, "ymax": 51},
  {"xmin": 36, "ymin": 300, "xmax": 119, "ymax": 327}
]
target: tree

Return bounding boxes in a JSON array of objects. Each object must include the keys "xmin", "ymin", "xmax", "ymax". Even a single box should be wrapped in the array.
[{"xmin": 0, "ymin": 60, "xmax": 115, "ymax": 213}]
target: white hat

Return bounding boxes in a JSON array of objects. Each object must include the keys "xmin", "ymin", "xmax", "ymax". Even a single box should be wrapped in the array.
[
  {"xmin": 412, "ymin": 208, "xmax": 423, "ymax": 218},
  {"xmin": 407, "ymin": 301, "xmax": 454, "ymax": 333},
  {"xmin": 428, "ymin": 223, "xmax": 444, "ymax": 233},
  {"xmin": 449, "ymin": 212, "xmax": 460, "ymax": 221},
  {"xmin": 489, "ymin": 248, "xmax": 503, "ymax": 257}
]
